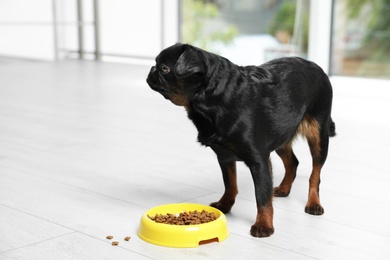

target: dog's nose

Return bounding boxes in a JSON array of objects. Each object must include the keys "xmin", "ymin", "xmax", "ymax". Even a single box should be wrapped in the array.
[{"xmin": 150, "ymin": 66, "xmax": 156, "ymax": 74}]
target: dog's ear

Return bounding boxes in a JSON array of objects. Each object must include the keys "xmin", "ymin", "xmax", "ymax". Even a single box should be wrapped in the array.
[{"xmin": 174, "ymin": 46, "xmax": 205, "ymax": 79}]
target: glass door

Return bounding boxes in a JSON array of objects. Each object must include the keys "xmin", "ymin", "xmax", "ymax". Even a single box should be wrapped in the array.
[
  {"xmin": 331, "ymin": 0, "xmax": 390, "ymax": 79},
  {"xmin": 181, "ymin": 0, "xmax": 310, "ymax": 66}
]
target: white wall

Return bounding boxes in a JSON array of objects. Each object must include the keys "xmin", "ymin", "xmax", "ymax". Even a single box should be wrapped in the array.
[
  {"xmin": 0, "ymin": 0, "xmax": 56, "ymax": 60},
  {"xmin": 100, "ymin": 0, "xmax": 161, "ymax": 58},
  {"xmin": 0, "ymin": 0, "xmax": 179, "ymax": 62}
]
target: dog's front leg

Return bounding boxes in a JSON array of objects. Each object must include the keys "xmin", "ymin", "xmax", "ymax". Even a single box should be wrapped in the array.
[
  {"xmin": 248, "ymin": 158, "xmax": 274, "ymax": 237},
  {"xmin": 210, "ymin": 159, "xmax": 238, "ymax": 214}
]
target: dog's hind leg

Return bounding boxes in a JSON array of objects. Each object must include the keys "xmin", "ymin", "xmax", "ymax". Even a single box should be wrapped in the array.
[
  {"xmin": 210, "ymin": 160, "xmax": 238, "ymax": 214},
  {"xmin": 274, "ymin": 141, "xmax": 299, "ymax": 197},
  {"xmin": 303, "ymin": 115, "xmax": 330, "ymax": 215}
]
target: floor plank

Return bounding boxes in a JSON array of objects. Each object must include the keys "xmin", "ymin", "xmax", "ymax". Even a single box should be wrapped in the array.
[
  {"xmin": 0, "ymin": 205, "xmax": 73, "ymax": 253},
  {"xmin": 0, "ymin": 233, "xmax": 152, "ymax": 260}
]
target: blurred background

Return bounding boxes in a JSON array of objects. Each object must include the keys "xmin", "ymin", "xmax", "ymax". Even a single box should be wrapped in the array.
[
  {"xmin": 1, "ymin": 1, "xmax": 390, "ymax": 259},
  {"xmin": 0, "ymin": 0, "xmax": 389, "ymax": 79}
]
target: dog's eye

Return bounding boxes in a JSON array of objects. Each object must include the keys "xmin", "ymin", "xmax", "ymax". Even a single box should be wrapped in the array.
[{"xmin": 161, "ymin": 64, "xmax": 170, "ymax": 74}]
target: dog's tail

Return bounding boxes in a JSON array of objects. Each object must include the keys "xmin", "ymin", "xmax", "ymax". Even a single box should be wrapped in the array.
[{"xmin": 329, "ymin": 118, "xmax": 336, "ymax": 137}]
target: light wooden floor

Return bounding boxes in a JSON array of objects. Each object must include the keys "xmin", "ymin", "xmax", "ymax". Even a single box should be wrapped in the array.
[{"xmin": 0, "ymin": 59, "xmax": 389, "ymax": 260}]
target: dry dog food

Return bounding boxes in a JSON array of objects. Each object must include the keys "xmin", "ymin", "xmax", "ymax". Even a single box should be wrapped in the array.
[
  {"xmin": 148, "ymin": 210, "xmax": 217, "ymax": 225},
  {"xmin": 106, "ymin": 235, "xmax": 131, "ymax": 246}
]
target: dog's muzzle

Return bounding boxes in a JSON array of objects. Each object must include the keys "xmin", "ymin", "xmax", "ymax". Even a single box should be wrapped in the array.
[{"xmin": 146, "ymin": 68, "xmax": 171, "ymax": 100}]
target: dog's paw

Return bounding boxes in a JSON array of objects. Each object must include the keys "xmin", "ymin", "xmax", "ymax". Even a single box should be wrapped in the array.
[
  {"xmin": 210, "ymin": 201, "xmax": 233, "ymax": 214},
  {"xmin": 273, "ymin": 186, "xmax": 290, "ymax": 197},
  {"xmin": 250, "ymin": 224, "xmax": 274, "ymax": 238},
  {"xmin": 305, "ymin": 204, "xmax": 324, "ymax": 215}
]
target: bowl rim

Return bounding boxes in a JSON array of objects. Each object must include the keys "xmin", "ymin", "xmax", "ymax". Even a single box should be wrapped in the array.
[{"xmin": 143, "ymin": 203, "xmax": 224, "ymax": 226}]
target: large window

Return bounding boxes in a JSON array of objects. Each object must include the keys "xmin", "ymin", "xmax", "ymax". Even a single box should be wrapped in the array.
[
  {"xmin": 331, "ymin": 0, "xmax": 390, "ymax": 79},
  {"xmin": 181, "ymin": 0, "xmax": 310, "ymax": 66}
]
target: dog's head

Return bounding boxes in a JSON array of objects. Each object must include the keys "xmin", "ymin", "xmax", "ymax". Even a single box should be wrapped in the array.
[{"xmin": 146, "ymin": 43, "xmax": 205, "ymax": 107}]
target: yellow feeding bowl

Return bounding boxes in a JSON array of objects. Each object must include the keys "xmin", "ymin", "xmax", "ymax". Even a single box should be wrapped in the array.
[{"xmin": 138, "ymin": 203, "xmax": 229, "ymax": 248}]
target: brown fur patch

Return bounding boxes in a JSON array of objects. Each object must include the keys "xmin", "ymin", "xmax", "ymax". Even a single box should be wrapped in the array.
[
  {"xmin": 308, "ymin": 164, "xmax": 322, "ymax": 201},
  {"xmin": 297, "ymin": 115, "xmax": 321, "ymax": 157},
  {"xmin": 210, "ymin": 162, "xmax": 238, "ymax": 213},
  {"xmin": 305, "ymin": 163, "xmax": 325, "ymax": 215},
  {"xmin": 274, "ymin": 143, "xmax": 298, "ymax": 197},
  {"xmin": 220, "ymin": 162, "xmax": 238, "ymax": 201},
  {"xmin": 255, "ymin": 201, "xmax": 274, "ymax": 227},
  {"xmin": 250, "ymin": 198, "xmax": 274, "ymax": 237},
  {"xmin": 297, "ymin": 115, "xmax": 320, "ymax": 139},
  {"xmin": 170, "ymin": 93, "xmax": 189, "ymax": 107}
]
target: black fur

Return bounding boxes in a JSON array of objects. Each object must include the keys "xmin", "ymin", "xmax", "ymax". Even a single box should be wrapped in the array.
[{"xmin": 147, "ymin": 43, "xmax": 335, "ymax": 237}]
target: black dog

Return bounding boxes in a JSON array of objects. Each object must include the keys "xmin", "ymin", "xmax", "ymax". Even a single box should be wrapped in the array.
[{"xmin": 146, "ymin": 43, "xmax": 335, "ymax": 237}]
